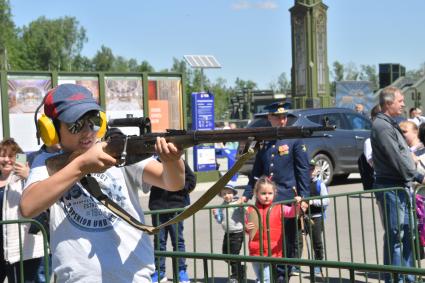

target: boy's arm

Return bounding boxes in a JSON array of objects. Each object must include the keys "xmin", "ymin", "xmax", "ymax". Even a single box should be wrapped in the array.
[
  {"xmin": 142, "ymin": 138, "xmax": 185, "ymax": 191},
  {"xmin": 20, "ymin": 142, "xmax": 116, "ymax": 218}
]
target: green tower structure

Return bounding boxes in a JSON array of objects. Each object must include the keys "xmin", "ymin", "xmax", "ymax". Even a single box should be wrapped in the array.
[{"xmin": 290, "ymin": 0, "xmax": 331, "ymax": 108}]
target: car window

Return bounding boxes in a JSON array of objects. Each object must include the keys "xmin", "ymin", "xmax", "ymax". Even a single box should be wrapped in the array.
[
  {"xmin": 307, "ymin": 113, "xmax": 347, "ymax": 129},
  {"xmin": 286, "ymin": 115, "xmax": 298, "ymax": 126},
  {"xmin": 322, "ymin": 113, "xmax": 348, "ymax": 129},
  {"xmin": 345, "ymin": 113, "xmax": 372, "ymax": 130},
  {"xmin": 306, "ymin": 114, "xmax": 321, "ymax": 124}
]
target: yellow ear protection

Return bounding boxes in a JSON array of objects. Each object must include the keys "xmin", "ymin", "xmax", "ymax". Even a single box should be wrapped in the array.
[
  {"xmin": 96, "ymin": 111, "xmax": 107, "ymax": 139},
  {"xmin": 34, "ymin": 97, "xmax": 107, "ymax": 146}
]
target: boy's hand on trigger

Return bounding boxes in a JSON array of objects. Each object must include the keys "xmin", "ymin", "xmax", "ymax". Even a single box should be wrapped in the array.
[
  {"xmin": 155, "ymin": 137, "xmax": 183, "ymax": 163},
  {"xmin": 78, "ymin": 142, "xmax": 117, "ymax": 175}
]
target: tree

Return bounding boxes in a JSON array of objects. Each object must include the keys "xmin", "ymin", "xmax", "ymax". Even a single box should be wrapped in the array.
[
  {"xmin": 406, "ymin": 62, "xmax": 425, "ymax": 82},
  {"xmin": 0, "ymin": 0, "xmax": 21, "ymax": 69},
  {"xmin": 330, "ymin": 61, "xmax": 345, "ymax": 96},
  {"xmin": 234, "ymin": 77, "xmax": 257, "ymax": 91},
  {"xmin": 92, "ymin": 45, "xmax": 114, "ymax": 71},
  {"xmin": 112, "ymin": 55, "xmax": 129, "ymax": 72},
  {"xmin": 139, "ymin": 60, "xmax": 154, "ymax": 72},
  {"xmin": 20, "ymin": 16, "xmax": 87, "ymax": 71},
  {"xmin": 210, "ymin": 77, "xmax": 231, "ymax": 120},
  {"xmin": 359, "ymin": 64, "xmax": 378, "ymax": 90},
  {"xmin": 127, "ymin": 58, "xmax": 138, "ymax": 72},
  {"xmin": 332, "ymin": 61, "xmax": 344, "ymax": 82},
  {"xmin": 71, "ymin": 54, "xmax": 93, "ymax": 71},
  {"xmin": 344, "ymin": 62, "xmax": 359, "ymax": 81},
  {"xmin": 276, "ymin": 72, "xmax": 290, "ymax": 92}
]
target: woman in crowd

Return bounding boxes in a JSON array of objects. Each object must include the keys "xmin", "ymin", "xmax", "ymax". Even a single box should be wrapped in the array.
[{"xmin": 0, "ymin": 138, "xmax": 45, "ymax": 283}]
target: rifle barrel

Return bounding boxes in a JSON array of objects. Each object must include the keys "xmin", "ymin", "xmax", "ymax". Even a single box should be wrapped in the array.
[{"xmin": 105, "ymin": 125, "xmax": 333, "ymax": 159}]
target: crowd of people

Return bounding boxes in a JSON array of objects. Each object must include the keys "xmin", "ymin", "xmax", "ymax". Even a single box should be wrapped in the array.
[{"xmin": 0, "ymin": 83, "xmax": 424, "ymax": 283}]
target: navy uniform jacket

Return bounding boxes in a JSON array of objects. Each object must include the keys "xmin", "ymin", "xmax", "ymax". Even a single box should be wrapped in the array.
[{"xmin": 243, "ymin": 138, "xmax": 310, "ymax": 201}]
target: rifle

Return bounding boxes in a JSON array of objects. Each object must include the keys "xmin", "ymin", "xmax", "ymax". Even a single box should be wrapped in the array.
[
  {"xmin": 46, "ymin": 117, "xmax": 335, "ymax": 174},
  {"xmin": 44, "ymin": 117, "xmax": 334, "ymax": 234}
]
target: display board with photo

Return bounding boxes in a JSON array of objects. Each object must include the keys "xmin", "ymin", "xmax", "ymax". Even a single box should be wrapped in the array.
[
  {"xmin": 148, "ymin": 77, "xmax": 182, "ymax": 132},
  {"xmin": 104, "ymin": 77, "xmax": 144, "ymax": 136},
  {"xmin": 7, "ymin": 77, "xmax": 52, "ymax": 151},
  {"xmin": 58, "ymin": 77, "xmax": 100, "ymax": 102}
]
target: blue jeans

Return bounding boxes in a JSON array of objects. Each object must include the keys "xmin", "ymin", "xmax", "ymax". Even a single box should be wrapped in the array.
[
  {"xmin": 252, "ymin": 262, "xmax": 270, "ymax": 283},
  {"xmin": 375, "ymin": 185, "xmax": 415, "ymax": 283},
  {"xmin": 151, "ymin": 212, "xmax": 187, "ymax": 272}
]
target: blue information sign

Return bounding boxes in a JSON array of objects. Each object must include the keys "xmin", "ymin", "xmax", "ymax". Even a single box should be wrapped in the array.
[{"xmin": 191, "ymin": 92, "xmax": 216, "ymax": 172}]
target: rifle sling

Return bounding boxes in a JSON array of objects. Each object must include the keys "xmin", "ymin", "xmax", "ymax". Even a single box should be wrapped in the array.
[{"xmin": 80, "ymin": 147, "xmax": 257, "ymax": 235}]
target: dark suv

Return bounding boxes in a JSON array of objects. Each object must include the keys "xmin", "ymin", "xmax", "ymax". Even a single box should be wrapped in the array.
[{"xmin": 238, "ymin": 107, "xmax": 371, "ymax": 185}]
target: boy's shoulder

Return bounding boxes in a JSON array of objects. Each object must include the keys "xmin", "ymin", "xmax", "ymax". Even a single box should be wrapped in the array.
[{"xmin": 30, "ymin": 150, "xmax": 62, "ymax": 169}]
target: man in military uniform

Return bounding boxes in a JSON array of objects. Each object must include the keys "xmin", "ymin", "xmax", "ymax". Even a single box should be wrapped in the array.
[{"xmin": 242, "ymin": 102, "xmax": 310, "ymax": 281}]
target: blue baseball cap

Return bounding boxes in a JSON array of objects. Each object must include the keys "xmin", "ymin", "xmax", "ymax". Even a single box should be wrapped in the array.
[{"xmin": 44, "ymin": 84, "xmax": 102, "ymax": 123}]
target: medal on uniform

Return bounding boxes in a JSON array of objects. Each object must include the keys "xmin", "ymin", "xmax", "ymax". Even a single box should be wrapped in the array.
[{"xmin": 278, "ymin": 144, "xmax": 289, "ymax": 155}]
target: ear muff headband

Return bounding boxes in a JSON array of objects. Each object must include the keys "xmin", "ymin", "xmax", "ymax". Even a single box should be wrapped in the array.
[
  {"xmin": 37, "ymin": 111, "xmax": 107, "ymax": 147},
  {"xmin": 34, "ymin": 94, "xmax": 49, "ymax": 146},
  {"xmin": 96, "ymin": 111, "xmax": 107, "ymax": 139},
  {"xmin": 38, "ymin": 114, "xmax": 59, "ymax": 147},
  {"xmin": 34, "ymin": 88, "xmax": 106, "ymax": 146}
]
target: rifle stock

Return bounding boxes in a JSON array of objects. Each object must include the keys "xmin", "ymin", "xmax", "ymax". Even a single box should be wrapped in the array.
[{"xmin": 46, "ymin": 124, "xmax": 334, "ymax": 174}]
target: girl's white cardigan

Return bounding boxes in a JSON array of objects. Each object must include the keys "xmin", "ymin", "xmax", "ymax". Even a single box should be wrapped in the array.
[{"xmin": 2, "ymin": 173, "xmax": 46, "ymax": 264}]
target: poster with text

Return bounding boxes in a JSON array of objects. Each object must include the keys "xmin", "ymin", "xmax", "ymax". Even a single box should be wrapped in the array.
[{"xmin": 148, "ymin": 100, "xmax": 169, "ymax": 132}]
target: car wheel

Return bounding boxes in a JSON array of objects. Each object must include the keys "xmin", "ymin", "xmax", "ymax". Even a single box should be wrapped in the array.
[{"xmin": 313, "ymin": 154, "xmax": 334, "ymax": 186}]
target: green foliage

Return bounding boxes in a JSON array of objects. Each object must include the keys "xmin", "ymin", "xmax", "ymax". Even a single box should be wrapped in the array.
[
  {"xmin": 210, "ymin": 77, "xmax": 231, "ymax": 121},
  {"xmin": 20, "ymin": 16, "xmax": 87, "ymax": 71},
  {"xmin": 406, "ymin": 62, "xmax": 425, "ymax": 82},
  {"xmin": 359, "ymin": 64, "xmax": 378, "ymax": 90},
  {"xmin": 138, "ymin": 60, "xmax": 154, "ymax": 72},
  {"xmin": 71, "ymin": 54, "xmax": 93, "ymax": 71},
  {"xmin": 344, "ymin": 62, "xmax": 359, "ymax": 80},
  {"xmin": 92, "ymin": 45, "xmax": 114, "ymax": 71},
  {"xmin": 0, "ymin": 0, "xmax": 21, "ymax": 70},
  {"xmin": 332, "ymin": 61, "xmax": 344, "ymax": 81},
  {"xmin": 234, "ymin": 77, "xmax": 257, "ymax": 91}
]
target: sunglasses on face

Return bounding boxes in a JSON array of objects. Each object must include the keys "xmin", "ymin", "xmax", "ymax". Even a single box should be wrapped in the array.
[{"xmin": 66, "ymin": 113, "xmax": 102, "ymax": 134}]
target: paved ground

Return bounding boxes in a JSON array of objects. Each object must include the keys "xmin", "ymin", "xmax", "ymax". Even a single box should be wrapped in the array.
[{"xmin": 139, "ymin": 174, "xmax": 425, "ymax": 282}]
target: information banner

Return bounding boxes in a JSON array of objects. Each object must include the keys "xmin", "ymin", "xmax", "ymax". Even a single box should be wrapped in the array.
[{"xmin": 191, "ymin": 92, "xmax": 215, "ymax": 171}]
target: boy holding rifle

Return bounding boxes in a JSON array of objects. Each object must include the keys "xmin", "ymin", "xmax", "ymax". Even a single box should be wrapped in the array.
[{"xmin": 20, "ymin": 84, "xmax": 185, "ymax": 283}]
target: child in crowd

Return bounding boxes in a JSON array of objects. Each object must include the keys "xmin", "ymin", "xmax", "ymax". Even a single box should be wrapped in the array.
[
  {"xmin": 213, "ymin": 183, "xmax": 245, "ymax": 283},
  {"xmin": 20, "ymin": 84, "xmax": 185, "ymax": 283},
  {"xmin": 305, "ymin": 160, "xmax": 329, "ymax": 275},
  {"xmin": 245, "ymin": 176, "xmax": 301, "ymax": 283}
]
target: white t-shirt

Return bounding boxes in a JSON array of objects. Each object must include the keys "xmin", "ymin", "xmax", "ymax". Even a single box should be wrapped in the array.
[{"xmin": 25, "ymin": 154, "xmax": 155, "ymax": 283}]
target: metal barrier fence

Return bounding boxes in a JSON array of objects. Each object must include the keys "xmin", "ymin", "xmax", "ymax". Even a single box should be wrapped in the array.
[
  {"xmin": 0, "ymin": 218, "xmax": 50, "ymax": 283},
  {"xmin": 2, "ymin": 186, "xmax": 424, "ymax": 282},
  {"xmin": 146, "ymin": 186, "xmax": 425, "ymax": 282}
]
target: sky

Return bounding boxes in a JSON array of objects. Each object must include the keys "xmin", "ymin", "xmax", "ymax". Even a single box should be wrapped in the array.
[{"xmin": 8, "ymin": 0, "xmax": 425, "ymax": 89}]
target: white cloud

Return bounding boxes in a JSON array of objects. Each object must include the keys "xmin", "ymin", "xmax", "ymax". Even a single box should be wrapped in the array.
[
  {"xmin": 232, "ymin": 0, "xmax": 279, "ymax": 11},
  {"xmin": 256, "ymin": 1, "xmax": 279, "ymax": 10},
  {"xmin": 231, "ymin": 1, "xmax": 252, "ymax": 10}
]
